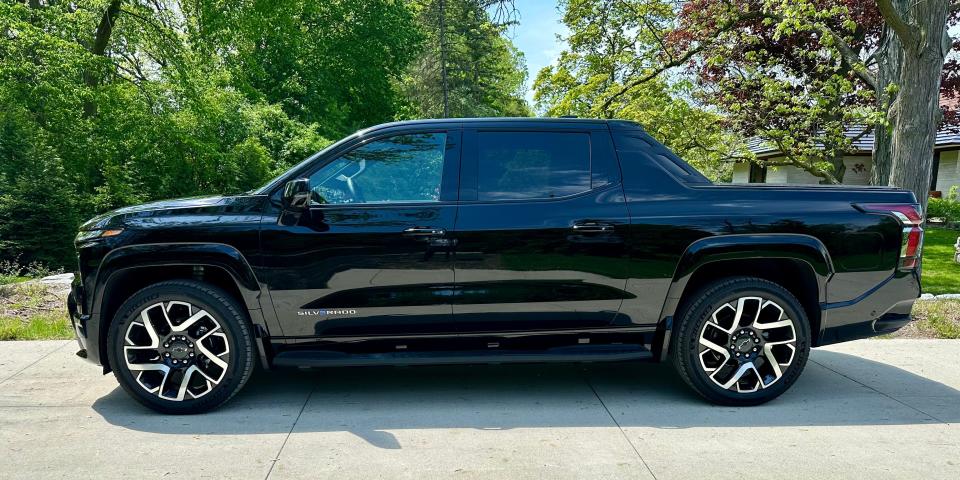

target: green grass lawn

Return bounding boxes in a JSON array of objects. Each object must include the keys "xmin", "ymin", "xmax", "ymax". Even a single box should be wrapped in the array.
[
  {"xmin": 922, "ymin": 227, "xmax": 960, "ymax": 295},
  {"xmin": 0, "ymin": 282, "xmax": 72, "ymax": 340}
]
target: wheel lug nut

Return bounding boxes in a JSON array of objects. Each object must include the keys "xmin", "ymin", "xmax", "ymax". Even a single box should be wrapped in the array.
[
  {"xmin": 735, "ymin": 352, "xmax": 740, "ymax": 357},
  {"xmin": 189, "ymin": 352, "xmax": 194, "ymax": 357},
  {"xmin": 172, "ymin": 359, "xmax": 178, "ymax": 364},
  {"xmin": 164, "ymin": 352, "xmax": 170, "ymax": 357}
]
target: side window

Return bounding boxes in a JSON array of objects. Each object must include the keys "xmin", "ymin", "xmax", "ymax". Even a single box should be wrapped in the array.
[
  {"xmin": 308, "ymin": 133, "xmax": 446, "ymax": 205},
  {"xmin": 476, "ymin": 132, "xmax": 591, "ymax": 200}
]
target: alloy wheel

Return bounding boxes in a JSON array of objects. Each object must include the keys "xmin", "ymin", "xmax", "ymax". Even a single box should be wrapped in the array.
[
  {"xmin": 697, "ymin": 296, "xmax": 797, "ymax": 393},
  {"xmin": 122, "ymin": 301, "xmax": 231, "ymax": 401}
]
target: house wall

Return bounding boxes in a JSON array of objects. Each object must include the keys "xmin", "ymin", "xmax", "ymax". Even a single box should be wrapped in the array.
[
  {"xmin": 731, "ymin": 156, "xmax": 873, "ymax": 185},
  {"xmin": 732, "ymin": 163, "xmax": 750, "ymax": 183},
  {"xmin": 936, "ymin": 149, "xmax": 960, "ymax": 194}
]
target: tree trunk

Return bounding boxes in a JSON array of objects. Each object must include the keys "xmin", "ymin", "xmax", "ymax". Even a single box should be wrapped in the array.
[
  {"xmin": 885, "ymin": 0, "xmax": 951, "ymax": 212},
  {"xmin": 83, "ymin": 0, "xmax": 122, "ymax": 118},
  {"xmin": 871, "ymin": 1, "xmax": 905, "ymax": 186},
  {"xmin": 438, "ymin": 0, "xmax": 450, "ymax": 118},
  {"xmin": 821, "ymin": 154, "xmax": 846, "ymax": 185}
]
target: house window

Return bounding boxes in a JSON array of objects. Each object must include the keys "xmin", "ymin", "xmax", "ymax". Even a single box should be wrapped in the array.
[
  {"xmin": 749, "ymin": 163, "xmax": 768, "ymax": 183},
  {"xmin": 931, "ymin": 151, "xmax": 941, "ymax": 192}
]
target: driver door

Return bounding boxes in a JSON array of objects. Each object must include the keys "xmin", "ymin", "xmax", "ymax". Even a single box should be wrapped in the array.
[{"xmin": 260, "ymin": 128, "xmax": 461, "ymax": 338}]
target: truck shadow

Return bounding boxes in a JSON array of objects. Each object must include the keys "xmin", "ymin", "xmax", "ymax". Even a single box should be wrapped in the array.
[{"xmin": 91, "ymin": 349, "xmax": 960, "ymax": 448}]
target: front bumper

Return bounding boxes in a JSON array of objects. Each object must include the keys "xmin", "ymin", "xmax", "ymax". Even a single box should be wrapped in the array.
[
  {"xmin": 818, "ymin": 270, "xmax": 920, "ymax": 346},
  {"xmin": 68, "ymin": 283, "xmax": 101, "ymax": 365}
]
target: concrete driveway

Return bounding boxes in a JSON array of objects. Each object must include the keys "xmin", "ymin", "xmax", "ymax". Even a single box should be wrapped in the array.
[{"xmin": 0, "ymin": 340, "xmax": 958, "ymax": 479}]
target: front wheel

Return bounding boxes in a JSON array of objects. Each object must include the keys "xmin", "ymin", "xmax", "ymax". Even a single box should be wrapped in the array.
[
  {"xmin": 672, "ymin": 277, "xmax": 811, "ymax": 406},
  {"xmin": 106, "ymin": 280, "xmax": 255, "ymax": 414}
]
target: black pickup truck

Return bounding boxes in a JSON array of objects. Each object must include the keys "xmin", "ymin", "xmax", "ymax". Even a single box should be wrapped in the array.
[{"xmin": 69, "ymin": 118, "xmax": 923, "ymax": 414}]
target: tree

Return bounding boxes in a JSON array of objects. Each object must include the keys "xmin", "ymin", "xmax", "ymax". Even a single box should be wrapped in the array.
[
  {"xmin": 401, "ymin": 0, "xmax": 530, "ymax": 119},
  {"xmin": 0, "ymin": 0, "xmax": 428, "ymax": 267},
  {"xmin": 533, "ymin": 0, "xmax": 747, "ymax": 180},
  {"xmin": 673, "ymin": 0, "xmax": 957, "ymax": 202},
  {"xmin": 875, "ymin": 0, "xmax": 953, "ymax": 210},
  {"xmin": 187, "ymin": 0, "xmax": 424, "ymax": 136},
  {"xmin": 666, "ymin": 0, "xmax": 891, "ymax": 184}
]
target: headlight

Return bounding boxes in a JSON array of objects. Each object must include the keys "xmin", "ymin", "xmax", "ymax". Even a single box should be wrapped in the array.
[{"xmin": 75, "ymin": 229, "xmax": 123, "ymax": 243}]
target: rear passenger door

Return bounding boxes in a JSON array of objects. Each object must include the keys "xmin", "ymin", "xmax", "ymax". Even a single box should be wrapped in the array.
[{"xmin": 452, "ymin": 124, "xmax": 632, "ymax": 333}]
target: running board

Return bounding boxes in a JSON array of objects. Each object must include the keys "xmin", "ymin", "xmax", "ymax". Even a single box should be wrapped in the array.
[{"xmin": 272, "ymin": 344, "xmax": 652, "ymax": 368}]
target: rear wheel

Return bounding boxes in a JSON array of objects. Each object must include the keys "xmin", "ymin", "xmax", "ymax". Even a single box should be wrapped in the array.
[
  {"xmin": 672, "ymin": 277, "xmax": 811, "ymax": 406},
  {"xmin": 107, "ymin": 280, "xmax": 255, "ymax": 414}
]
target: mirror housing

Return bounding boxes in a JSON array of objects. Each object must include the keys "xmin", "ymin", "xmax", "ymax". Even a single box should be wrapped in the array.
[{"xmin": 281, "ymin": 178, "xmax": 311, "ymax": 212}]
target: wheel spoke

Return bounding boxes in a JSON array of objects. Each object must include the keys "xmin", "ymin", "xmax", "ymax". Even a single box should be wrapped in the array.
[
  {"xmin": 171, "ymin": 309, "xmax": 210, "ymax": 333},
  {"xmin": 137, "ymin": 309, "xmax": 161, "ymax": 347},
  {"xmin": 197, "ymin": 332, "xmax": 229, "ymax": 369},
  {"xmin": 721, "ymin": 363, "xmax": 757, "ymax": 390}
]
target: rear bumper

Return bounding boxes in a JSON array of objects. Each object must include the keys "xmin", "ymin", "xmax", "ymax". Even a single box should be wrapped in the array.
[{"xmin": 818, "ymin": 271, "xmax": 920, "ymax": 346}]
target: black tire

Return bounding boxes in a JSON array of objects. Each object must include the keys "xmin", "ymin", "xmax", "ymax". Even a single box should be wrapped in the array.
[
  {"xmin": 671, "ymin": 277, "xmax": 811, "ymax": 406},
  {"xmin": 106, "ymin": 280, "xmax": 255, "ymax": 414}
]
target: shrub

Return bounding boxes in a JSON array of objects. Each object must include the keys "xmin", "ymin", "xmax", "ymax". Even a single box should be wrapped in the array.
[{"xmin": 928, "ymin": 195, "xmax": 960, "ymax": 225}]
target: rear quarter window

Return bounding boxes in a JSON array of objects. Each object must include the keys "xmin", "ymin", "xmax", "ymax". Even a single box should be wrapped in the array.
[{"xmin": 613, "ymin": 132, "xmax": 711, "ymax": 185}]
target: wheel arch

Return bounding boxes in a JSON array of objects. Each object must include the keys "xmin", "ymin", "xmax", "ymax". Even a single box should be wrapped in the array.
[
  {"xmin": 652, "ymin": 234, "xmax": 832, "ymax": 361},
  {"xmin": 91, "ymin": 243, "xmax": 271, "ymax": 372}
]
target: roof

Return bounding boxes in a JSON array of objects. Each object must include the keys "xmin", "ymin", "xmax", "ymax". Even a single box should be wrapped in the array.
[
  {"xmin": 360, "ymin": 117, "xmax": 643, "ymax": 134},
  {"xmin": 748, "ymin": 126, "xmax": 960, "ymax": 159}
]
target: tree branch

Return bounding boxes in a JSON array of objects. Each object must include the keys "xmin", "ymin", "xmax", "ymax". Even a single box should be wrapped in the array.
[
  {"xmin": 820, "ymin": 26, "xmax": 879, "ymax": 90},
  {"xmin": 598, "ymin": 10, "xmax": 763, "ymax": 114},
  {"xmin": 876, "ymin": 0, "xmax": 918, "ymax": 46}
]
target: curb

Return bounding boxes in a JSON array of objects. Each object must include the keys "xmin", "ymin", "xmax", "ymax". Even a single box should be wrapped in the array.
[{"xmin": 919, "ymin": 293, "xmax": 960, "ymax": 300}]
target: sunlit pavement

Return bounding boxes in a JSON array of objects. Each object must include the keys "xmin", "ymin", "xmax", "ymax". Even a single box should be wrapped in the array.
[{"xmin": 1, "ymin": 339, "xmax": 958, "ymax": 479}]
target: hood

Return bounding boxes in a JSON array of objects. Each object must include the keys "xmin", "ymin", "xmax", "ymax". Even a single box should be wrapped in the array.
[{"xmin": 79, "ymin": 195, "xmax": 254, "ymax": 231}]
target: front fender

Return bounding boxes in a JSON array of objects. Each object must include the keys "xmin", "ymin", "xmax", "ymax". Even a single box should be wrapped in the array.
[{"xmin": 92, "ymin": 242, "xmax": 262, "ymax": 315}]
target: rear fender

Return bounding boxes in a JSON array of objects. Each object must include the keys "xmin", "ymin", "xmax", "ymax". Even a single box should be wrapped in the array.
[{"xmin": 654, "ymin": 234, "xmax": 833, "ymax": 360}]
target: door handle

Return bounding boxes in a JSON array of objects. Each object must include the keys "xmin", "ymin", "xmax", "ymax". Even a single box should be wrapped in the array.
[
  {"xmin": 403, "ymin": 226, "xmax": 446, "ymax": 236},
  {"xmin": 571, "ymin": 222, "xmax": 615, "ymax": 233}
]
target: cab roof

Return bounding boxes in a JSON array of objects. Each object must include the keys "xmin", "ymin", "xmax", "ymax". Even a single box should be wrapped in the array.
[{"xmin": 360, "ymin": 117, "xmax": 644, "ymax": 134}]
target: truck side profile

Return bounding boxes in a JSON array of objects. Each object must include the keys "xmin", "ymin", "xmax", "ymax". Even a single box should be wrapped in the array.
[{"xmin": 68, "ymin": 118, "xmax": 923, "ymax": 413}]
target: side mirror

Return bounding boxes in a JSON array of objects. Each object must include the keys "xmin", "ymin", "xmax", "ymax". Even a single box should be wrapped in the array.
[{"xmin": 281, "ymin": 178, "xmax": 311, "ymax": 212}]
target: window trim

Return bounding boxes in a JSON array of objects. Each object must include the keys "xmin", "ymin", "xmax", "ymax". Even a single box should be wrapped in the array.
[
  {"xmin": 461, "ymin": 128, "xmax": 602, "ymax": 204},
  {"xmin": 299, "ymin": 129, "xmax": 461, "ymax": 208}
]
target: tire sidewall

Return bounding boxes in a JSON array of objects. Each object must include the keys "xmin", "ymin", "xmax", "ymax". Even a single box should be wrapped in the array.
[
  {"xmin": 107, "ymin": 281, "xmax": 253, "ymax": 414},
  {"xmin": 676, "ymin": 279, "xmax": 811, "ymax": 405}
]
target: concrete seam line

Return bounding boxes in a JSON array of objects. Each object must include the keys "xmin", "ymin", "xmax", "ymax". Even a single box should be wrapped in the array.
[
  {"xmin": 264, "ymin": 380, "xmax": 317, "ymax": 480},
  {"xmin": 584, "ymin": 371, "xmax": 659, "ymax": 480},
  {"xmin": 809, "ymin": 358, "xmax": 948, "ymax": 425},
  {"xmin": 0, "ymin": 340, "xmax": 71, "ymax": 387}
]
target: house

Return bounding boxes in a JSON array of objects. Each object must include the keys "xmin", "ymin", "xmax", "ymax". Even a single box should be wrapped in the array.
[{"xmin": 732, "ymin": 127, "xmax": 960, "ymax": 195}]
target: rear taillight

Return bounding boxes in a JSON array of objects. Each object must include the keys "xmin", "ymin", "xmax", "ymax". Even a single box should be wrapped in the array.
[{"xmin": 854, "ymin": 203, "xmax": 924, "ymax": 270}]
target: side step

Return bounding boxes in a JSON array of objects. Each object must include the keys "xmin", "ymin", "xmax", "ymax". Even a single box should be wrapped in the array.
[{"xmin": 272, "ymin": 344, "xmax": 652, "ymax": 368}]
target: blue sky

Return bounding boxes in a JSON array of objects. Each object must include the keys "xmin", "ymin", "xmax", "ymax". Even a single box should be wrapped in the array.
[{"xmin": 502, "ymin": 0, "xmax": 568, "ymax": 108}]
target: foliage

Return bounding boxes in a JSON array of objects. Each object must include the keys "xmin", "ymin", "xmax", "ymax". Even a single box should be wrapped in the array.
[
  {"xmin": 400, "ymin": 0, "xmax": 530, "ymax": 118},
  {"xmin": 927, "ymin": 188, "xmax": 960, "ymax": 224},
  {"xmin": 188, "ymin": 0, "xmax": 424, "ymax": 136},
  {"xmin": 533, "ymin": 0, "xmax": 745, "ymax": 181},
  {"xmin": 0, "ymin": 0, "xmax": 530, "ymax": 269},
  {"xmin": 668, "ymin": 0, "xmax": 895, "ymax": 184}
]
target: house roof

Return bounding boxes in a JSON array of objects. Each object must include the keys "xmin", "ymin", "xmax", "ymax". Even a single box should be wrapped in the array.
[{"xmin": 748, "ymin": 125, "xmax": 960, "ymax": 159}]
